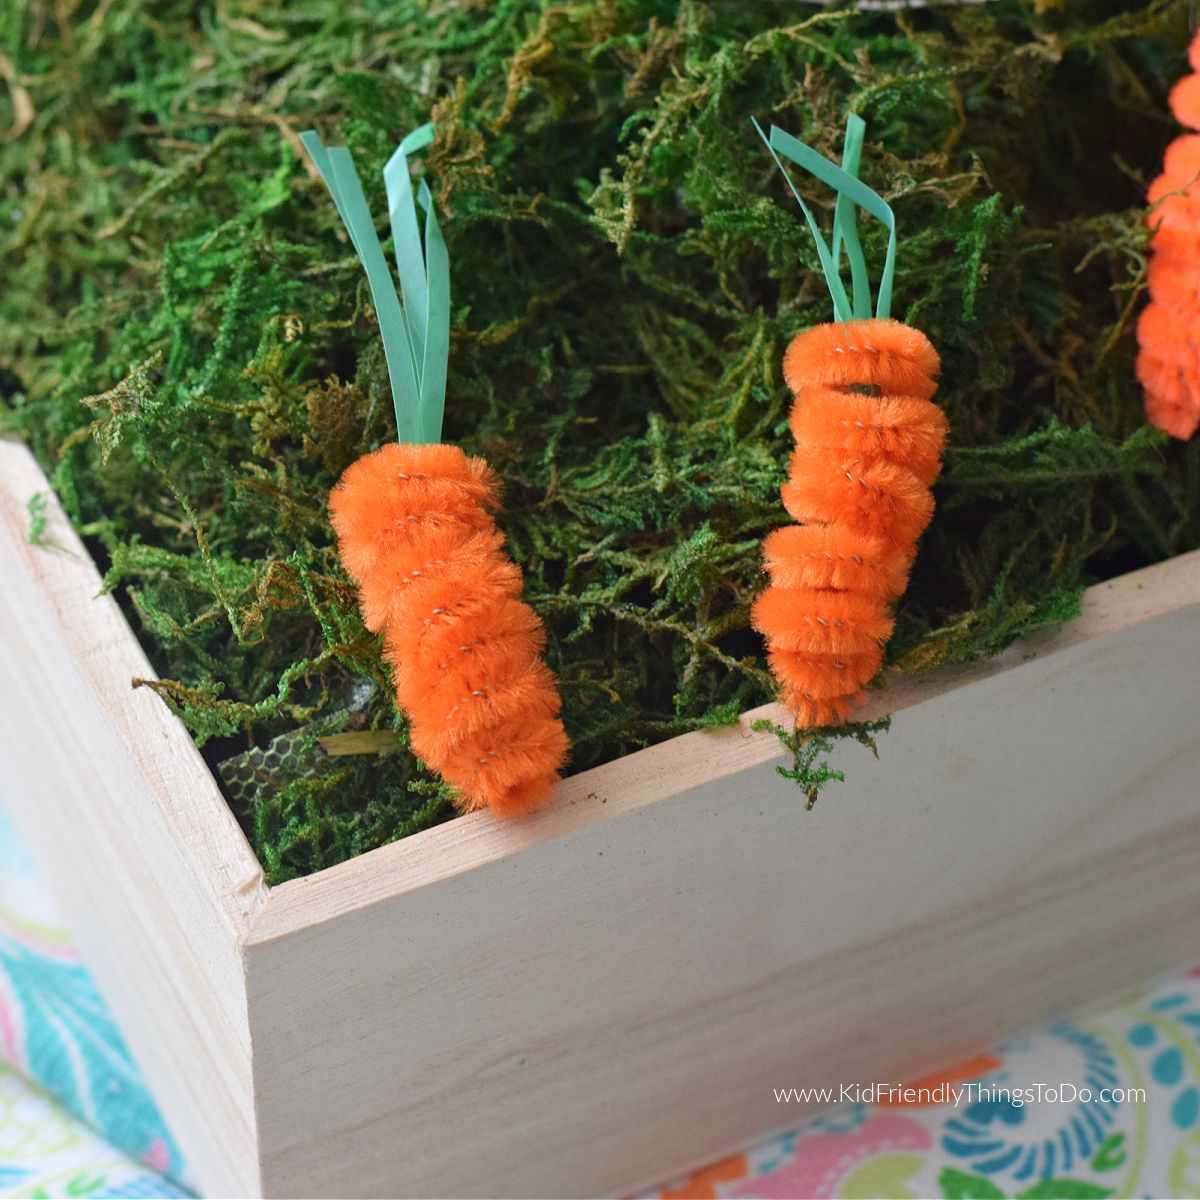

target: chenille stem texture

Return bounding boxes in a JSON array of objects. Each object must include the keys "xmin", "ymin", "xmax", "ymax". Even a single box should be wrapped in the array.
[
  {"xmin": 329, "ymin": 442, "xmax": 568, "ymax": 817},
  {"xmin": 1137, "ymin": 31, "xmax": 1200, "ymax": 441},
  {"xmin": 752, "ymin": 318, "xmax": 948, "ymax": 726}
]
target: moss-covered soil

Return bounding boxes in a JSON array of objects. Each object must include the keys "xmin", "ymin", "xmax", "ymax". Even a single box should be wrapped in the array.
[{"xmin": 2, "ymin": 0, "xmax": 1196, "ymax": 882}]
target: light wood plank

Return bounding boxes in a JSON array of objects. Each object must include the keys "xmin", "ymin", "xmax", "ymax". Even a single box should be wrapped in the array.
[
  {"xmin": 245, "ymin": 584, "xmax": 1200, "ymax": 1197},
  {"xmin": 0, "ymin": 439, "xmax": 266, "ymax": 1198}
]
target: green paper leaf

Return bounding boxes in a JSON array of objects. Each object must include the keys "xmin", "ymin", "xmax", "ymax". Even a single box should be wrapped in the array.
[
  {"xmin": 415, "ymin": 177, "xmax": 450, "ymax": 445},
  {"xmin": 382, "ymin": 123, "xmax": 450, "ymax": 445},
  {"xmin": 832, "ymin": 113, "xmax": 869, "ymax": 320},
  {"xmin": 753, "ymin": 116, "xmax": 852, "ymax": 322},
  {"xmin": 754, "ymin": 115, "xmax": 897, "ymax": 323},
  {"xmin": 384, "ymin": 125, "xmax": 433, "ymax": 376},
  {"xmin": 301, "ymin": 125, "xmax": 449, "ymax": 445}
]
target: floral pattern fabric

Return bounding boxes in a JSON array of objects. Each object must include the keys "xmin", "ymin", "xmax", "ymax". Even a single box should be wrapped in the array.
[
  {"xmin": 0, "ymin": 1062, "xmax": 190, "ymax": 1200},
  {"xmin": 0, "ymin": 797, "xmax": 192, "ymax": 1197},
  {"xmin": 641, "ymin": 970, "xmax": 1200, "ymax": 1200}
]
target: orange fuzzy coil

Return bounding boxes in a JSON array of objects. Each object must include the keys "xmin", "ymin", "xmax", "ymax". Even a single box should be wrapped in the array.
[
  {"xmin": 751, "ymin": 318, "xmax": 948, "ymax": 726},
  {"xmin": 1137, "ymin": 32, "xmax": 1200, "ymax": 440},
  {"xmin": 329, "ymin": 442, "xmax": 568, "ymax": 817}
]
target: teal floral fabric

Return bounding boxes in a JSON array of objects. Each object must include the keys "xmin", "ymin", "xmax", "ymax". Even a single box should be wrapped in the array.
[
  {"xmin": 640, "ymin": 974, "xmax": 1200, "ymax": 1200},
  {"xmin": 0, "ymin": 1062, "xmax": 190, "ymax": 1200},
  {"xmin": 0, "ymin": 800, "xmax": 191, "ymax": 1197}
]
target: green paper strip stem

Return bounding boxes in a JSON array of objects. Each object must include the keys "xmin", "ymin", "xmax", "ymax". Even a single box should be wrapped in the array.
[
  {"xmin": 384, "ymin": 123, "xmax": 450, "ymax": 447},
  {"xmin": 832, "ymin": 114, "xmax": 870, "ymax": 320},
  {"xmin": 415, "ymin": 176, "xmax": 450, "ymax": 445},
  {"xmin": 299, "ymin": 132, "xmax": 420, "ymax": 442},
  {"xmin": 301, "ymin": 126, "xmax": 450, "ymax": 446},
  {"xmin": 384, "ymin": 125, "xmax": 434, "ymax": 377},
  {"xmin": 754, "ymin": 116, "xmax": 897, "ymax": 323}
]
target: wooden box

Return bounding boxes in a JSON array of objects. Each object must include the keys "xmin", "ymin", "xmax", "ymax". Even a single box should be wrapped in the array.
[{"xmin": 2, "ymin": 435, "xmax": 1200, "ymax": 1199}]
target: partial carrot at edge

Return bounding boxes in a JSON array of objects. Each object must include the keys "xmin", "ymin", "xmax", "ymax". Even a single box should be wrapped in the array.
[{"xmin": 1137, "ymin": 29, "xmax": 1200, "ymax": 441}]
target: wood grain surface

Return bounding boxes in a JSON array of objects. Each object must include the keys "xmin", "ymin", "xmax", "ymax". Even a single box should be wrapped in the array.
[{"xmin": 0, "ymin": 439, "xmax": 266, "ymax": 1197}]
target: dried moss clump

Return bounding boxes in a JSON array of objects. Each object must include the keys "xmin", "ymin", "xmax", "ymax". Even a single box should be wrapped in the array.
[{"xmin": 3, "ymin": 0, "xmax": 1198, "ymax": 882}]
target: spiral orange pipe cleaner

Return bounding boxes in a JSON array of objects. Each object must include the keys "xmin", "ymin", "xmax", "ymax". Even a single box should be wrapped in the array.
[
  {"xmin": 750, "ymin": 117, "xmax": 949, "ymax": 727},
  {"xmin": 301, "ymin": 125, "xmax": 568, "ymax": 818},
  {"xmin": 1137, "ymin": 30, "xmax": 1200, "ymax": 440}
]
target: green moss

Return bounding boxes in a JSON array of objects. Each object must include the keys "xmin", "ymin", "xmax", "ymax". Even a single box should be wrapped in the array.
[
  {"xmin": 752, "ymin": 717, "xmax": 893, "ymax": 812},
  {"xmin": 2, "ymin": 0, "xmax": 1197, "ymax": 882}
]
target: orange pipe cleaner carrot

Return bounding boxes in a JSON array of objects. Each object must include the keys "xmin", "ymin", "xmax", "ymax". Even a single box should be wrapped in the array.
[
  {"xmin": 302, "ymin": 126, "xmax": 568, "ymax": 817},
  {"xmin": 751, "ymin": 118, "xmax": 949, "ymax": 727},
  {"xmin": 1137, "ymin": 31, "xmax": 1200, "ymax": 440}
]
